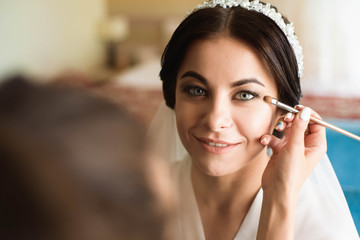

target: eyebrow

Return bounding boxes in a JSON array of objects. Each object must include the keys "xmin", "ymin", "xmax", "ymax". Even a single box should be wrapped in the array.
[{"xmin": 180, "ymin": 71, "xmax": 266, "ymax": 88}]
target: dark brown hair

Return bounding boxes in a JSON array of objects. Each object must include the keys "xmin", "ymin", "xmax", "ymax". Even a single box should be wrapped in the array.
[{"xmin": 160, "ymin": 5, "xmax": 301, "ymax": 109}]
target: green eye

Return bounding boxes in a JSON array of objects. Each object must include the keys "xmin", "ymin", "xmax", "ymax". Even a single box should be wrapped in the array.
[
  {"xmin": 186, "ymin": 86, "xmax": 207, "ymax": 96},
  {"xmin": 235, "ymin": 91, "xmax": 255, "ymax": 101}
]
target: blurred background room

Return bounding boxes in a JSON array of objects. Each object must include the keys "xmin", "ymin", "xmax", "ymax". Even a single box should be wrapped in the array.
[{"xmin": 0, "ymin": 0, "xmax": 359, "ymax": 233}]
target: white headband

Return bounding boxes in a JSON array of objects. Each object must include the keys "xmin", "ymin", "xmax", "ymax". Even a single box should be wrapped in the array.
[{"xmin": 188, "ymin": 0, "xmax": 304, "ymax": 78}]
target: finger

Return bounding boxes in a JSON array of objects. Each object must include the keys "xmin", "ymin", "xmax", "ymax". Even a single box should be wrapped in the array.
[
  {"xmin": 284, "ymin": 112, "xmax": 295, "ymax": 122},
  {"xmin": 295, "ymin": 105, "xmax": 310, "ymax": 134},
  {"xmin": 260, "ymin": 134, "xmax": 287, "ymax": 153},
  {"xmin": 307, "ymin": 110, "xmax": 325, "ymax": 135},
  {"xmin": 272, "ymin": 119, "xmax": 286, "ymax": 139},
  {"xmin": 260, "ymin": 134, "xmax": 272, "ymax": 146},
  {"xmin": 293, "ymin": 106, "xmax": 327, "ymax": 159},
  {"xmin": 274, "ymin": 119, "xmax": 286, "ymax": 132},
  {"xmin": 295, "ymin": 104, "xmax": 304, "ymax": 110},
  {"xmin": 286, "ymin": 107, "xmax": 312, "ymax": 150},
  {"xmin": 303, "ymin": 110, "xmax": 327, "ymax": 156}
]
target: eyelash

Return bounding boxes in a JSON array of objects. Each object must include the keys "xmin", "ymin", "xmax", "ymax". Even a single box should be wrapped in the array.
[
  {"xmin": 183, "ymin": 86, "xmax": 259, "ymax": 101},
  {"xmin": 184, "ymin": 85, "xmax": 208, "ymax": 97}
]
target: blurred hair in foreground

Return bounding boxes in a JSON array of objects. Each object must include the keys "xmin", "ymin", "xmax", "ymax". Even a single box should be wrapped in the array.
[{"xmin": 0, "ymin": 76, "xmax": 175, "ymax": 240}]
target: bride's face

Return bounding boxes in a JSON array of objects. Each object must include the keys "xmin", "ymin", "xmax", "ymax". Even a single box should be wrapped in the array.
[{"xmin": 174, "ymin": 36, "xmax": 280, "ymax": 176}]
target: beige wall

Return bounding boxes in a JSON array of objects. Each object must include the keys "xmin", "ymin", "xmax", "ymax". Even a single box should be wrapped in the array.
[
  {"xmin": 0, "ymin": 0, "xmax": 106, "ymax": 81},
  {"xmin": 105, "ymin": 0, "xmax": 202, "ymax": 62},
  {"xmin": 105, "ymin": 0, "xmax": 297, "ymax": 60},
  {"xmin": 107, "ymin": 0, "xmax": 199, "ymax": 17}
]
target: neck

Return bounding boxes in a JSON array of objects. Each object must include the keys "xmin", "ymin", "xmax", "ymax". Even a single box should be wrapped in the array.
[{"xmin": 191, "ymin": 149, "xmax": 269, "ymax": 209}]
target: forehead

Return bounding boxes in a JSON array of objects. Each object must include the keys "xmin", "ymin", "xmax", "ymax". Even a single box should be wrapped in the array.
[{"xmin": 178, "ymin": 36, "xmax": 276, "ymax": 90}]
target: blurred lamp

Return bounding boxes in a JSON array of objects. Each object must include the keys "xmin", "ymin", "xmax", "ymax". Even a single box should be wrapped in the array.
[
  {"xmin": 99, "ymin": 16, "xmax": 129, "ymax": 68},
  {"xmin": 100, "ymin": 15, "xmax": 129, "ymax": 42}
]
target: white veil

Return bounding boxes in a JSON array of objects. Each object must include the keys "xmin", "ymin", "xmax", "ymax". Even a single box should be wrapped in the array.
[
  {"xmin": 147, "ymin": 102, "xmax": 187, "ymax": 163},
  {"xmin": 147, "ymin": 101, "xmax": 359, "ymax": 239}
]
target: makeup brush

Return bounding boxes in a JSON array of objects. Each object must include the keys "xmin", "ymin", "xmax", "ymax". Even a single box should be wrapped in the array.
[{"xmin": 264, "ymin": 96, "xmax": 360, "ymax": 142}]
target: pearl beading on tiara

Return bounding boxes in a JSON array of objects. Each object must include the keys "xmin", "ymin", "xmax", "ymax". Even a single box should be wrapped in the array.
[{"xmin": 188, "ymin": 0, "xmax": 304, "ymax": 78}]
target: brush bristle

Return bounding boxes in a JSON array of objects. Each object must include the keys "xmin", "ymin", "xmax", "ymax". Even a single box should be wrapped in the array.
[{"xmin": 263, "ymin": 96, "xmax": 274, "ymax": 103}]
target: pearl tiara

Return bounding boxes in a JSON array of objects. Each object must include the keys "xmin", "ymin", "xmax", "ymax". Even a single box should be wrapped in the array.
[{"xmin": 188, "ymin": 0, "xmax": 304, "ymax": 78}]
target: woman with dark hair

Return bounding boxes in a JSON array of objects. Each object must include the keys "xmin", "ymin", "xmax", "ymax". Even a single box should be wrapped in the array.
[{"xmin": 149, "ymin": 0, "xmax": 359, "ymax": 239}]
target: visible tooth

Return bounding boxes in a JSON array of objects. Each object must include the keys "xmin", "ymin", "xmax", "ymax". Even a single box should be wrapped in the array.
[
  {"xmin": 217, "ymin": 143, "xmax": 228, "ymax": 147},
  {"xmin": 207, "ymin": 142, "xmax": 229, "ymax": 147}
]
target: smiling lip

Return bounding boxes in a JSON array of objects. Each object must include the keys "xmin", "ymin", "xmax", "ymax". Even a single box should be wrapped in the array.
[{"xmin": 196, "ymin": 137, "xmax": 240, "ymax": 154}]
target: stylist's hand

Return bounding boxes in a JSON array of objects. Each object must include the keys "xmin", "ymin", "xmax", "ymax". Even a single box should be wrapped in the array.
[
  {"xmin": 257, "ymin": 106, "xmax": 327, "ymax": 240},
  {"xmin": 260, "ymin": 106, "xmax": 327, "ymax": 197}
]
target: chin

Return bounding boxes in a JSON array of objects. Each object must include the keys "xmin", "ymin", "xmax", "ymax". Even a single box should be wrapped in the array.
[
  {"xmin": 191, "ymin": 146, "xmax": 269, "ymax": 177},
  {"xmin": 192, "ymin": 154, "xmax": 245, "ymax": 177}
]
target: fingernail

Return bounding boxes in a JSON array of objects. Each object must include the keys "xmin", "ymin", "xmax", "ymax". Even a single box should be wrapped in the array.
[
  {"xmin": 261, "ymin": 137, "xmax": 268, "ymax": 145},
  {"xmin": 300, "ymin": 107, "xmax": 311, "ymax": 121},
  {"xmin": 284, "ymin": 112, "xmax": 293, "ymax": 121},
  {"xmin": 272, "ymin": 129, "xmax": 284, "ymax": 139},
  {"xmin": 275, "ymin": 120, "xmax": 285, "ymax": 131}
]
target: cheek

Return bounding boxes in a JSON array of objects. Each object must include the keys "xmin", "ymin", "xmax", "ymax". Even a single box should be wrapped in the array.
[{"xmin": 234, "ymin": 107, "xmax": 275, "ymax": 138}]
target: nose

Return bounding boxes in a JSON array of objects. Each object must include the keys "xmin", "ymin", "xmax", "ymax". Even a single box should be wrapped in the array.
[{"xmin": 202, "ymin": 97, "xmax": 234, "ymax": 131}]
